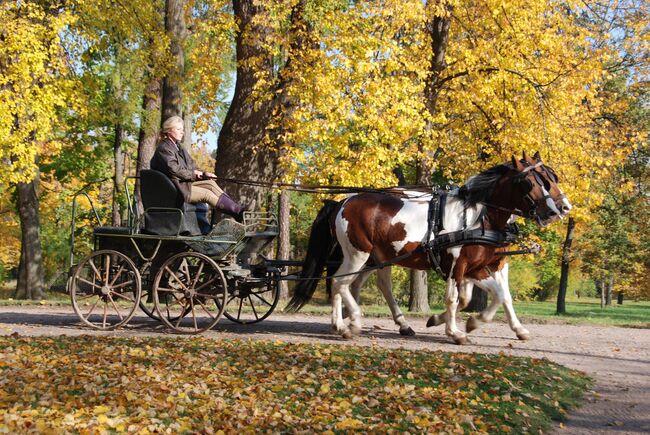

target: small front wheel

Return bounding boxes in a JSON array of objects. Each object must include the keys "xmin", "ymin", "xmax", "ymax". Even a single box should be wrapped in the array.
[
  {"xmin": 152, "ymin": 252, "xmax": 227, "ymax": 334},
  {"xmin": 70, "ymin": 249, "xmax": 141, "ymax": 330},
  {"xmin": 224, "ymin": 275, "xmax": 280, "ymax": 324}
]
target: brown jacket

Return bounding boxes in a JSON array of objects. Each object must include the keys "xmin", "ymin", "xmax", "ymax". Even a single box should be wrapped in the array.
[{"xmin": 150, "ymin": 137, "xmax": 197, "ymax": 202}]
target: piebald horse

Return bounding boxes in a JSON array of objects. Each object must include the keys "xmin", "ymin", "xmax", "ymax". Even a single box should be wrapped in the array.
[{"xmin": 287, "ymin": 152, "xmax": 571, "ymax": 344}]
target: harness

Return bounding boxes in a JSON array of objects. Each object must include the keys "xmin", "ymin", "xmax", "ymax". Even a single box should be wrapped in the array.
[{"xmin": 420, "ymin": 189, "xmax": 522, "ymax": 279}]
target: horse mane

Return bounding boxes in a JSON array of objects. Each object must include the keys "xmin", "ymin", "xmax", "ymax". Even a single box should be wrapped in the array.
[{"xmin": 457, "ymin": 164, "xmax": 511, "ymax": 206}]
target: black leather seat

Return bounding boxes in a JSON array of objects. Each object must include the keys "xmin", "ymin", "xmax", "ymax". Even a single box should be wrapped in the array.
[{"xmin": 140, "ymin": 169, "xmax": 210, "ymax": 236}]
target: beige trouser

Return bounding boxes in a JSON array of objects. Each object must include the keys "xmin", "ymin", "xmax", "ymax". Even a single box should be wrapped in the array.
[{"xmin": 189, "ymin": 180, "xmax": 224, "ymax": 207}]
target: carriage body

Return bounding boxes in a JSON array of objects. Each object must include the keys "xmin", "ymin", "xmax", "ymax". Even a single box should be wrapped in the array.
[{"xmin": 67, "ymin": 172, "xmax": 281, "ymax": 333}]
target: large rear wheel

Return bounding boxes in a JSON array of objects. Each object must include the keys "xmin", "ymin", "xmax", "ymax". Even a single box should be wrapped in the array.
[
  {"xmin": 70, "ymin": 249, "xmax": 141, "ymax": 330},
  {"xmin": 152, "ymin": 252, "xmax": 227, "ymax": 333}
]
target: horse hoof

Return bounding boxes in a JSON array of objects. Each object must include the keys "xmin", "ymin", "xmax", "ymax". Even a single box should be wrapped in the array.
[
  {"xmin": 466, "ymin": 316, "xmax": 480, "ymax": 333},
  {"xmin": 399, "ymin": 326, "xmax": 416, "ymax": 336},
  {"xmin": 452, "ymin": 334, "xmax": 469, "ymax": 345},
  {"xmin": 341, "ymin": 329, "xmax": 354, "ymax": 340},
  {"xmin": 349, "ymin": 324, "xmax": 362, "ymax": 336},
  {"xmin": 516, "ymin": 330, "xmax": 530, "ymax": 341},
  {"xmin": 426, "ymin": 314, "xmax": 442, "ymax": 328}
]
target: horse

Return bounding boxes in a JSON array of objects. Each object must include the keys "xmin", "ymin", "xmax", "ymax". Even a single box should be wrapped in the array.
[{"xmin": 286, "ymin": 152, "xmax": 571, "ymax": 344}]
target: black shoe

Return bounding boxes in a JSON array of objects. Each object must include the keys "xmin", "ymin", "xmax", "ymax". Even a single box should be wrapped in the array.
[{"xmin": 235, "ymin": 200, "xmax": 255, "ymax": 223}]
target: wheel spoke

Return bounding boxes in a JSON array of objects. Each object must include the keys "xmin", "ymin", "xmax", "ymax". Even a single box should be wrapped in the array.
[
  {"xmin": 107, "ymin": 294, "xmax": 124, "ymax": 321},
  {"xmin": 111, "ymin": 279, "xmax": 135, "ymax": 291},
  {"xmin": 88, "ymin": 259, "xmax": 102, "ymax": 281},
  {"xmin": 83, "ymin": 297, "xmax": 101, "ymax": 319},
  {"xmin": 248, "ymin": 295, "xmax": 259, "ymax": 320},
  {"xmin": 111, "ymin": 290, "xmax": 136, "ymax": 303},
  {"xmin": 237, "ymin": 297, "xmax": 244, "ymax": 320},
  {"xmin": 251, "ymin": 292, "xmax": 273, "ymax": 307},
  {"xmin": 165, "ymin": 266, "xmax": 189, "ymax": 292},
  {"xmin": 102, "ymin": 303, "xmax": 108, "ymax": 328},
  {"xmin": 195, "ymin": 297, "xmax": 216, "ymax": 320},
  {"xmin": 190, "ymin": 297, "xmax": 197, "ymax": 330},
  {"xmin": 108, "ymin": 264, "xmax": 126, "ymax": 287},
  {"xmin": 191, "ymin": 261, "xmax": 205, "ymax": 289},
  {"xmin": 156, "ymin": 286, "xmax": 180, "ymax": 294},
  {"xmin": 194, "ymin": 277, "xmax": 218, "ymax": 293},
  {"xmin": 76, "ymin": 277, "xmax": 102, "ymax": 291},
  {"xmin": 174, "ymin": 302, "xmax": 187, "ymax": 328},
  {"xmin": 104, "ymin": 254, "xmax": 111, "ymax": 283}
]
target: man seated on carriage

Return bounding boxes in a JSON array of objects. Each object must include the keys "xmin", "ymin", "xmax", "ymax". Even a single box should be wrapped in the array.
[{"xmin": 150, "ymin": 116, "xmax": 249, "ymax": 223}]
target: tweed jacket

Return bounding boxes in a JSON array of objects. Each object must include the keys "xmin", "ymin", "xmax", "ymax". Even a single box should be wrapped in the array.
[{"xmin": 150, "ymin": 137, "xmax": 197, "ymax": 202}]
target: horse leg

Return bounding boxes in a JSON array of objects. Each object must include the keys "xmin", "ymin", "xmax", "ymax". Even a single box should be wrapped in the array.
[
  {"xmin": 343, "ymin": 271, "xmax": 370, "ymax": 319},
  {"xmin": 331, "ymin": 253, "xmax": 369, "ymax": 338},
  {"xmin": 495, "ymin": 263, "xmax": 529, "ymax": 340},
  {"xmin": 444, "ymin": 253, "xmax": 471, "ymax": 344},
  {"xmin": 466, "ymin": 264, "xmax": 529, "ymax": 340},
  {"xmin": 425, "ymin": 280, "xmax": 473, "ymax": 329},
  {"xmin": 375, "ymin": 267, "xmax": 414, "ymax": 336}
]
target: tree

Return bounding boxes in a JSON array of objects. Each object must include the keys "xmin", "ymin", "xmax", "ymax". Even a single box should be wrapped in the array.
[
  {"xmin": 556, "ymin": 217, "xmax": 575, "ymax": 314},
  {"xmin": 1, "ymin": 1, "xmax": 79, "ymax": 299}
]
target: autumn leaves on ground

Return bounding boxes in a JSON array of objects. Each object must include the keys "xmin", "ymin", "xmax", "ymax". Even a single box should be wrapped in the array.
[{"xmin": 0, "ymin": 336, "xmax": 590, "ymax": 433}]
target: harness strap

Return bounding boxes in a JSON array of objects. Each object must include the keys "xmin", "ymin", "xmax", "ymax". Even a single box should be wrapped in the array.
[{"xmin": 422, "ymin": 190, "xmax": 447, "ymax": 278}]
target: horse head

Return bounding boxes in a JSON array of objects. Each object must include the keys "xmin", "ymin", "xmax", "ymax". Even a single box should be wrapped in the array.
[{"xmin": 509, "ymin": 151, "xmax": 572, "ymax": 226}]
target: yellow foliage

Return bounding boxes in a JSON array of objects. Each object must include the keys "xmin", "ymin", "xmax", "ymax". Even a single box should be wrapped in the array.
[
  {"xmin": 0, "ymin": 2, "xmax": 80, "ymax": 185},
  {"xmin": 250, "ymin": 0, "xmax": 642, "ymax": 220}
]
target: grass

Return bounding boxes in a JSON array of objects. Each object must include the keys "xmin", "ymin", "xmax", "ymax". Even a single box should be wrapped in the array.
[
  {"xmin": 295, "ymin": 296, "xmax": 650, "ymax": 328},
  {"xmin": 0, "ymin": 335, "xmax": 591, "ymax": 433},
  {"xmin": 2, "ymin": 284, "xmax": 648, "ymax": 328}
]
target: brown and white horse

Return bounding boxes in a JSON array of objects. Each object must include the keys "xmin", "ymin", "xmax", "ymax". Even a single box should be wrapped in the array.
[{"xmin": 286, "ymin": 152, "xmax": 571, "ymax": 344}]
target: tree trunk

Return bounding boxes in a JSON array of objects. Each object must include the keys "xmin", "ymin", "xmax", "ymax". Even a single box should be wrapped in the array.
[
  {"xmin": 216, "ymin": 0, "xmax": 279, "ymax": 206},
  {"xmin": 14, "ymin": 178, "xmax": 45, "ymax": 300},
  {"xmin": 408, "ymin": 270, "xmax": 429, "ymax": 312},
  {"xmin": 162, "ymin": 0, "xmax": 186, "ymax": 121},
  {"xmin": 606, "ymin": 275, "xmax": 613, "ymax": 306},
  {"xmin": 112, "ymin": 123, "xmax": 125, "ymax": 227},
  {"xmin": 556, "ymin": 217, "xmax": 575, "ymax": 314},
  {"xmin": 617, "ymin": 291, "xmax": 624, "ymax": 305},
  {"xmin": 278, "ymin": 190, "xmax": 290, "ymax": 299},
  {"xmin": 136, "ymin": 76, "xmax": 161, "ymax": 212},
  {"xmin": 217, "ymin": 0, "xmax": 313, "ymax": 207},
  {"xmin": 413, "ymin": 2, "xmax": 454, "ymax": 312},
  {"xmin": 600, "ymin": 279, "xmax": 606, "ymax": 308},
  {"xmin": 182, "ymin": 112, "xmax": 192, "ymax": 148}
]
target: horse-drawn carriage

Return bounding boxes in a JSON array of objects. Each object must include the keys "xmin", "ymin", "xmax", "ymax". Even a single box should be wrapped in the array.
[
  {"xmin": 67, "ymin": 152, "xmax": 571, "ymax": 344},
  {"xmin": 67, "ymin": 169, "xmax": 283, "ymax": 334}
]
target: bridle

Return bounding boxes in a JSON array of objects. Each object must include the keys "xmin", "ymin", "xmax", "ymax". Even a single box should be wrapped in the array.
[{"xmin": 483, "ymin": 161, "xmax": 564, "ymax": 222}]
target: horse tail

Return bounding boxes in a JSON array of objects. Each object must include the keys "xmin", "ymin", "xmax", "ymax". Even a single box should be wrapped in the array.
[{"xmin": 285, "ymin": 199, "xmax": 341, "ymax": 312}]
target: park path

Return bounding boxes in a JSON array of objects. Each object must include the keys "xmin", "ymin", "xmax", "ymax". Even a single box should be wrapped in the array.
[{"xmin": 0, "ymin": 305, "xmax": 648, "ymax": 434}]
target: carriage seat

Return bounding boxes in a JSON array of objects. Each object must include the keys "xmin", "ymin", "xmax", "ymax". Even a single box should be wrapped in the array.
[
  {"xmin": 93, "ymin": 226, "xmax": 132, "ymax": 236},
  {"xmin": 140, "ymin": 169, "xmax": 211, "ymax": 236}
]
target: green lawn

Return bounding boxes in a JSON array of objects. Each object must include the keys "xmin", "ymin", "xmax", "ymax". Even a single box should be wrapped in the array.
[
  {"xmin": 293, "ymin": 297, "xmax": 650, "ymax": 328},
  {"xmin": 1, "ymin": 285, "xmax": 648, "ymax": 328},
  {"xmin": 0, "ymin": 336, "xmax": 591, "ymax": 433}
]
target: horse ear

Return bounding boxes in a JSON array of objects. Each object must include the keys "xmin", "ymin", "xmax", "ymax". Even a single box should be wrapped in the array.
[
  {"xmin": 522, "ymin": 151, "xmax": 530, "ymax": 163},
  {"xmin": 511, "ymin": 155, "xmax": 524, "ymax": 171},
  {"xmin": 533, "ymin": 151, "xmax": 541, "ymax": 161}
]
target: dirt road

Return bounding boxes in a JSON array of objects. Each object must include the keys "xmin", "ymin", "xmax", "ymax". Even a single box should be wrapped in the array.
[{"xmin": 1, "ymin": 305, "xmax": 648, "ymax": 434}]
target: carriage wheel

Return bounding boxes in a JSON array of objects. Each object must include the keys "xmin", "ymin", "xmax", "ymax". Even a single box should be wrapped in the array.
[
  {"xmin": 70, "ymin": 249, "xmax": 141, "ymax": 330},
  {"xmin": 223, "ymin": 274, "xmax": 280, "ymax": 324},
  {"xmin": 152, "ymin": 252, "xmax": 227, "ymax": 334}
]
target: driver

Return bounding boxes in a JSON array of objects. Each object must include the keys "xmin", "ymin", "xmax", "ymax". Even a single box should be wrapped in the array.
[{"xmin": 150, "ymin": 115, "xmax": 248, "ymax": 222}]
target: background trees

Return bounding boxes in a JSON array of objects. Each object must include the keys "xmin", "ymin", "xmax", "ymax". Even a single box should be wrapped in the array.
[{"xmin": 1, "ymin": 0, "xmax": 647, "ymax": 304}]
